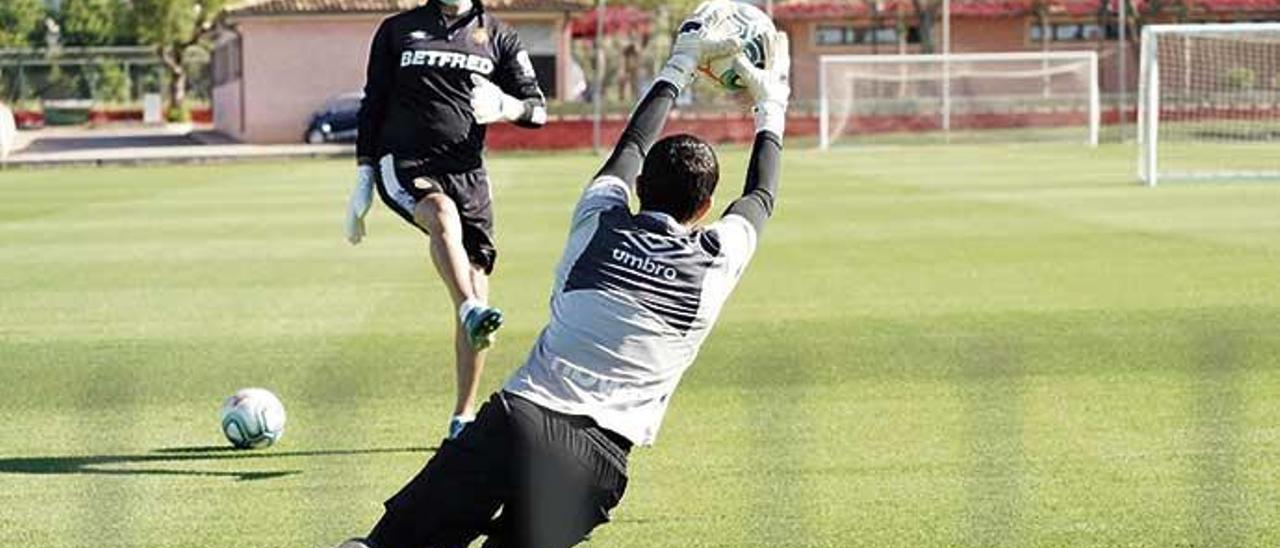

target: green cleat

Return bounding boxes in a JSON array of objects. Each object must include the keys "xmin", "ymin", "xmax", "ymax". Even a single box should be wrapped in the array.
[
  {"xmin": 447, "ymin": 415, "xmax": 474, "ymax": 440},
  {"xmin": 462, "ymin": 305, "xmax": 503, "ymax": 350}
]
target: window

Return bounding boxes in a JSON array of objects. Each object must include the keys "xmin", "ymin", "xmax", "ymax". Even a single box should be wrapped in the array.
[
  {"xmin": 816, "ymin": 25, "xmax": 850, "ymax": 46},
  {"xmin": 868, "ymin": 27, "xmax": 900, "ymax": 44},
  {"xmin": 816, "ymin": 24, "xmax": 916, "ymax": 46},
  {"xmin": 1054, "ymin": 24, "xmax": 1083, "ymax": 41},
  {"xmin": 1029, "ymin": 22, "xmax": 1120, "ymax": 42}
]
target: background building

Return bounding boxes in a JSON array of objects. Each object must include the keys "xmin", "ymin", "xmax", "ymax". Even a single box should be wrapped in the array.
[
  {"xmin": 209, "ymin": 0, "xmax": 1280, "ymax": 143},
  {"xmin": 213, "ymin": 0, "xmax": 586, "ymax": 143},
  {"xmin": 774, "ymin": 0, "xmax": 1280, "ymax": 105}
]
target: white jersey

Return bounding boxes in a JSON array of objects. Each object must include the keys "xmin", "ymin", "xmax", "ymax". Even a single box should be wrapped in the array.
[{"xmin": 503, "ymin": 176, "xmax": 758, "ymax": 446}]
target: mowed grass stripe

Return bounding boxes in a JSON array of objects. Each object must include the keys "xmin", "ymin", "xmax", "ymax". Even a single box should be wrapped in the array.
[{"xmin": 3, "ymin": 144, "xmax": 1280, "ymax": 546}]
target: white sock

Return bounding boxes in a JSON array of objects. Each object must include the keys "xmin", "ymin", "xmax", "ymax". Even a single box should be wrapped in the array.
[{"xmin": 458, "ymin": 298, "xmax": 485, "ymax": 323}]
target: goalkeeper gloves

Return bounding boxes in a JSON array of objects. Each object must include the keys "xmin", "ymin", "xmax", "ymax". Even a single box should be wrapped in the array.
[
  {"xmin": 345, "ymin": 165, "xmax": 375, "ymax": 245},
  {"xmin": 470, "ymin": 74, "xmax": 528, "ymax": 125},
  {"xmin": 733, "ymin": 32, "xmax": 791, "ymax": 138},
  {"xmin": 657, "ymin": 11, "xmax": 743, "ymax": 91}
]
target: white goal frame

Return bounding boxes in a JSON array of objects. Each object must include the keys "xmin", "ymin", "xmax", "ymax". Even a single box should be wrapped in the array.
[
  {"xmin": 818, "ymin": 51, "xmax": 1101, "ymax": 149},
  {"xmin": 1138, "ymin": 22, "xmax": 1280, "ymax": 186}
]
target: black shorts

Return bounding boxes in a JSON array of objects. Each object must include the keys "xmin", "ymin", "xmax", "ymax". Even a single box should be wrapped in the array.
[
  {"xmin": 367, "ymin": 392, "xmax": 631, "ymax": 548},
  {"xmin": 373, "ymin": 154, "xmax": 498, "ymax": 274}
]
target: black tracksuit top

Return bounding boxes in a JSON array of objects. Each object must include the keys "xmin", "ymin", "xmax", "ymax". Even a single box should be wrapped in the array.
[{"xmin": 356, "ymin": 1, "xmax": 546, "ymax": 173}]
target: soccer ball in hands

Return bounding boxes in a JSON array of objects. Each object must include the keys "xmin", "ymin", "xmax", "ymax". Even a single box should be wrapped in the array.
[
  {"xmin": 691, "ymin": 1, "xmax": 776, "ymax": 92},
  {"xmin": 219, "ymin": 388, "xmax": 286, "ymax": 449}
]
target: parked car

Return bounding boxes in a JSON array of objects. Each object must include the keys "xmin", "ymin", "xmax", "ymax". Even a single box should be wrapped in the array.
[{"xmin": 304, "ymin": 92, "xmax": 362, "ymax": 144}]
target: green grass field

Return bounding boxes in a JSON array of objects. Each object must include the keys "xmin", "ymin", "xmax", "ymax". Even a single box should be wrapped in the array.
[{"xmin": 3, "ymin": 143, "xmax": 1280, "ymax": 547}]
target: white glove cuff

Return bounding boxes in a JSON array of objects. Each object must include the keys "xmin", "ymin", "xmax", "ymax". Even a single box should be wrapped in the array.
[
  {"xmin": 499, "ymin": 94, "xmax": 526, "ymax": 122},
  {"xmin": 754, "ymin": 101, "xmax": 787, "ymax": 138}
]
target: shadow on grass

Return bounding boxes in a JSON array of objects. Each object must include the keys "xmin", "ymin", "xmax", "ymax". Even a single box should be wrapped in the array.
[{"xmin": 0, "ymin": 446, "xmax": 435, "ymax": 481}]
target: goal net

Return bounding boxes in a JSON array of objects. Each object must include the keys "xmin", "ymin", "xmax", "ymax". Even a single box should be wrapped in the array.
[
  {"xmin": 1138, "ymin": 23, "xmax": 1280, "ymax": 186},
  {"xmin": 819, "ymin": 51, "xmax": 1099, "ymax": 148}
]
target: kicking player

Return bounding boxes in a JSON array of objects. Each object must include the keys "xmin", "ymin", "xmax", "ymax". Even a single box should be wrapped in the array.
[
  {"xmin": 339, "ymin": 20, "xmax": 791, "ymax": 548},
  {"xmin": 344, "ymin": 0, "xmax": 548, "ymax": 438}
]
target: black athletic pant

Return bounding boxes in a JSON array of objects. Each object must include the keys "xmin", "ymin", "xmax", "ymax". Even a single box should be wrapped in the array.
[{"xmin": 367, "ymin": 392, "xmax": 631, "ymax": 548}]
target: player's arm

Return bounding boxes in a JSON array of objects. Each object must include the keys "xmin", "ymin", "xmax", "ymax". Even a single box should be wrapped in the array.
[
  {"xmin": 724, "ymin": 132, "xmax": 782, "ymax": 232},
  {"xmin": 594, "ymin": 21, "xmax": 743, "ymax": 190},
  {"xmin": 345, "ymin": 19, "xmax": 395, "ymax": 245},
  {"xmin": 722, "ymin": 32, "xmax": 790, "ymax": 234},
  {"xmin": 568, "ymin": 21, "xmax": 741, "ymax": 227},
  {"xmin": 356, "ymin": 19, "xmax": 394, "ymax": 167},
  {"xmin": 565, "ymin": 75, "xmax": 677, "ymax": 227},
  {"xmin": 471, "ymin": 23, "xmax": 547, "ymax": 128},
  {"xmin": 592, "ymin": 79, "xmax": 679, "ymax": 189}
]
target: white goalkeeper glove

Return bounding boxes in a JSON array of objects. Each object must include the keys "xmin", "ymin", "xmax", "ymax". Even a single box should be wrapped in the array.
[
  {"xmin": 470, "ymin": 74, "xmax": 525, "ymax": 125},
  {"xmin": 733, "ymin": 32, "xmax": 791, "ymax": 138},
  {"xmin": 345, "ymin": 165, "xmax": 375, "ymax": 245},
  {"xmin": 657, "ymin": 7, "xmax": 744, "ymax": 90}
]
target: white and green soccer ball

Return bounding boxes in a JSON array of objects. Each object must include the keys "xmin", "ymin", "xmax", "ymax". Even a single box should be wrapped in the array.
[
  {"xmin": 219, "ymin": 388, "xmax": 286, "ymax": 449},
  {"xmin": 693, "ymin": 0, "xmax": 776, "ymax": 92}
]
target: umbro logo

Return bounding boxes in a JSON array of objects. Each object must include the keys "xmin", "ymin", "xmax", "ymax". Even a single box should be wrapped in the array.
[
  {"xmin": 619, "ymin": 230, "xmax": 688, "ymax": 259},
  {"xmin": 611, "ymin": 248, "xmax": 678, "ymax": 281}
]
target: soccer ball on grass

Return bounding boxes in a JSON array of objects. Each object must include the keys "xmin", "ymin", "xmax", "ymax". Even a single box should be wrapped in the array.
[{"xmin": 219, "ymin": 388, "xmax": 286, "ymax": 449}]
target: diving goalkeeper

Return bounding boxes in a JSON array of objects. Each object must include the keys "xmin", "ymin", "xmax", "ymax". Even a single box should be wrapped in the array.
[{"xmin": 341, "ymin": 17, "xmax": 791, "ymax": 548}]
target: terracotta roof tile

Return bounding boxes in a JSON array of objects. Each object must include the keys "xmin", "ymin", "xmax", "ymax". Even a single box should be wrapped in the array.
[
  {"xmin": 773, "ymin": 0, "xmax": 1280, "ymax": 20},
  {"xmin": 774, "ymin": 0, "xmax": 1022, "ymax": 20}
]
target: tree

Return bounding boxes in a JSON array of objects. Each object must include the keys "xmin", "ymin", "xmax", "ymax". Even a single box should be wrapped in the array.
[
  {"xmin": 1093, "ymin": 0, "xmax": 1110, "ymax": 51},
  {"xmin": 0, "ymin": 0, "xmax": 46, "ymax": 48},
  {"xmin": 88, "ymin": 59, "xmax": 132, "ymax": 103},
  {"xmin": 908, "ymin": 0, "xmax": 941, "ymax": 53},
  {"xmin": 608, "ymin": 0, "xmax": 700, "ymax": 78},
  {"xmin": 130, "ymin": 0, "xmax": 227, "ymax": 116},
  {"xmin": 60, "ymin": 0, "xmax": 134, "ymax": 46}
]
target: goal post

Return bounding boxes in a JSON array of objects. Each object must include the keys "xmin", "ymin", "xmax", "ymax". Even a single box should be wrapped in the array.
[
  {"xmin": 1138, "ymin": 23, "xmax": 1280, "ymax": 187},
  {"xmin": 819, "ymin": 51, "xmax": 1100, "ymax": 149}
]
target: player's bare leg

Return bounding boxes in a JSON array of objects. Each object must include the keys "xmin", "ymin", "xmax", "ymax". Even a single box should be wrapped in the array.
[
  {"xmin": 414, "ymin": 193, "xmax": 503, "ymax": 438},
  {"xmin": 452, "ymin": 265, "xmax": 489, "ymax": 421},
  {"xmin": 415, "ymin": 193, "xmax": 476, "ymax": 307}
]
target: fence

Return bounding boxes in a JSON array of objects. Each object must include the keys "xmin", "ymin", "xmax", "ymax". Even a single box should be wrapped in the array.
[{"xmin": 0, "ymin": 46, "xmax": 210, "ymax": 107}]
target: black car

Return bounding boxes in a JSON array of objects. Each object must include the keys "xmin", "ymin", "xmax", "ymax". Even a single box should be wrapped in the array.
[{"xmin": 304, "ymin": 92, "xmax": 362, "ymax": 144}]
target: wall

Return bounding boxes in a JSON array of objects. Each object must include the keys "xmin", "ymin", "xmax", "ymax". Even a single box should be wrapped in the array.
[
  {"xmin": 484, "ymin": 114, "xmax": 821, "ymax": 151},
  {"xmin": 223, "ymin": 13, "xmax": 568, "ymax": 144},
  {"xmin": 951, "ymin": 17, "xmax": 1026, "ymax": 52},
  {"xmin": 779, "ymin": 16, "xmax": 1150, "ymax": 103},
  {"xmin": 236, "ymin": 15, "xmax": 383, "ymax": 143},
  {"xmin": 212, "ymin": 82, "xmax": 242, "ymax": 140},
  {"xmin": 780, "ymin": 21, "xmax": 820, "ymax": 108},
  {"xmin": 779, "ymin": 18, "xmax": 931, "ymax": 106}
]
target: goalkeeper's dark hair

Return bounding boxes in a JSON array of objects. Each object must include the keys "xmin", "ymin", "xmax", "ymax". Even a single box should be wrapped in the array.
[{"xmin": 638, "ymin": 134, "xmax": 719, "ymax": 223}]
